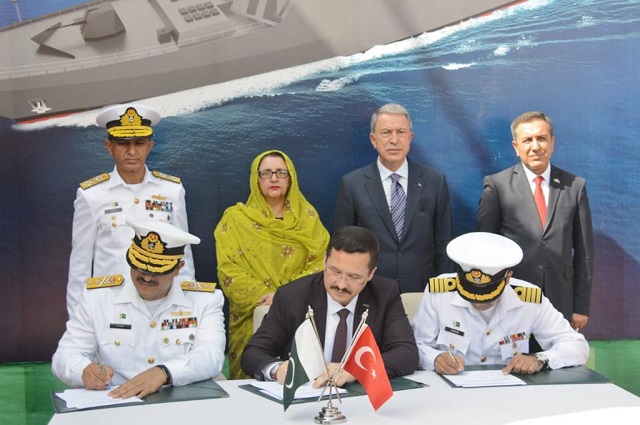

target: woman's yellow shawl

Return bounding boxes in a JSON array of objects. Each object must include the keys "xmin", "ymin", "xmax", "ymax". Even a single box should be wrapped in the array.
[{"xmin": 214, "ymin": 150, "xmax": 329, "ymax": 379}]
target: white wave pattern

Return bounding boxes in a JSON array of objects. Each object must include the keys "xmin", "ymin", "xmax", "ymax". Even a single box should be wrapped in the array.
[
  {"xmin": 442, "ymin": 63, "xmax": 476, "ymax": 70},
  {"xmin": 577, "ymin": 15, "xmax": 596, "ymax": 27},
  {"xmin": 493, "ymin": 45, "xmax": 511, "ymax": 56},
  {"xmin": 315, "ymin": 74, "xmax": 361, "ymax": 92},
  {"xmin": 14, "ymin": 0, "xmax": 547, "ymax": 131}
]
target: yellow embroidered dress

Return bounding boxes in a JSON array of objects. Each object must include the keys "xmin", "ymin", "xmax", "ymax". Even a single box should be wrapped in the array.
[{"xmin": 214, "ymin": 150, "xmax": 329, "ymax": 379}]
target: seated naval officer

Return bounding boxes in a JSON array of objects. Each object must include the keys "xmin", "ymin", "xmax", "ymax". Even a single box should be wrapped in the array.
[
  {"xmin": 52, "ymin": 219, "xmax": 225, "ymax": 399},
  {"xmin": 66, "ymin": 103, "xmax": 195, "ymax": 318},
  {"xmin": 413, "ymin": 232, "xmax": 589, "ymax": 376},
  {"xmin": 241, "ymin": 226, "xmax": 418, "ymax": 388}
]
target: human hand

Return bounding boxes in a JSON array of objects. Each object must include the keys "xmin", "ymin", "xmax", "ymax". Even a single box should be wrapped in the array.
[
  {"xmin": 571, "ymin": 313, "xmax": 588, "ymax": 331},
  {"xmin": 503, "ymin": 353, "xmax": 543, "ymax": 375},
  {"xmin": 312, "ymin": 362, "xmax": 355, "ymax": 388},
  {"xmin": 108, "ymin": 367, "xmax": 166, "ymax": 399},
  {"xmin": 82, "ymin": 362, "xmax": 114, "ymax": 390},
  {"xmin": 434, "ymin": 352, "xmax": 465, "ymax": 375},
  {"xmin": 275, "ymin": 361, "xmax": 289, "ymax": 384},
  {"xmin": 257, "ymin": 292, "xmax": 275, "ymax": 306}
]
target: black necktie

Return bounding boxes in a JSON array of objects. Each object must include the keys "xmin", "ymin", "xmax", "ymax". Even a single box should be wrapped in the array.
[{"xmin": 331, "ymin": 309, "xmax": 349, "ymax": 363}]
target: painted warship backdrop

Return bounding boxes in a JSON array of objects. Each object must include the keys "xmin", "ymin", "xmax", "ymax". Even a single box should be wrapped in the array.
[{"xmin": 0, "ymin": 0, "xmax": 639, "ymax": 362}]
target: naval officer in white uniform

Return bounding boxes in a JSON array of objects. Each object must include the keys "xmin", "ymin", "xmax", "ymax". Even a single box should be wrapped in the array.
[
  {"xmin": 413, "ymin": 232, "xmax": 588, "ymax": 376},
  {"xmin": 53, "ymin": 219, "xmax": 225, "ymax": 399},
  {"xmin": 66, "ymin": 104, "xmax": 195, "ymax": 317}
]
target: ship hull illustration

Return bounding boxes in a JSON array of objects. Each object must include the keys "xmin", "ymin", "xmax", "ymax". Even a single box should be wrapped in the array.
[{"xmin": 0, "ymin": 0, "xmax": 520, "ymax": 122}]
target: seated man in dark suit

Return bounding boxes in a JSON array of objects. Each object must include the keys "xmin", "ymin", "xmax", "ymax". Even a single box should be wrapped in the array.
[{"xmin": 241, "ymin": 226, "xmax": 418, "ymax": 387}]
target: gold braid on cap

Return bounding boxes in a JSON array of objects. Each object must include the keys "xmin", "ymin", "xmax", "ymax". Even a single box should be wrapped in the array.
[
  {"xmin": 456, "ymin": 276, "xmax": 507, "ymax": 302},
  {"xmin": 128, "ymin": 246, "xmax": 179, "ymax": 274},
  {"xmin": 106, "ymin": 107, "xmax": 153, "ymax": 138}
]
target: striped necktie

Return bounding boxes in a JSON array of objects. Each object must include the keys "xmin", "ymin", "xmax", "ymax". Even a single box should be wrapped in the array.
[{"xmin": 390, "ymin": 173, "xmax": 406, "ymax": 238}]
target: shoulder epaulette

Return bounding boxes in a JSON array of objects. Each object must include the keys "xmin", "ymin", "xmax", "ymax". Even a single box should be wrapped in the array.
[
  {"xmin": 181, "ymin": 281, "xmax": 217, "ymax": 293},
  {"xmin": 511, "ymin": 285, "xmax": 542, "ymax": 304},
  {"xmin": 79, "ymin": 173, "xmax": 110, "ymax": 190},
  {"xmin": 152, "ymin": 171, "xmax": 181, "ymax": 184},
  {"xmin": 428, "ymin": 276, "xmax": 457, "ymax": 293},
  {"xmin": 86, "ymin": 274, "xmax": 124, "ymax": 289}
]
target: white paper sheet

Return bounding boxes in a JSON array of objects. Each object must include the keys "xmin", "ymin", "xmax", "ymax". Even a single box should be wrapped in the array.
[
  {"xmin": 249, "ymin": 381, "xmax": 347, "ymax": 400},
  {"xmin": 442, "ymin": 370, "xmax": 527, "ymax": 388},
  {"xmin": 54, "ymin": 387, "xmax": 144, "ymax": 410}
]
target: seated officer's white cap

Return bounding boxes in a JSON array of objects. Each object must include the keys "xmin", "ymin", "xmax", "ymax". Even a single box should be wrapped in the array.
[
  {"xmin": 447, "ymin": 232, "xmax": 523, "ymax": 303},
  {"xmin": 126, "ymin": 218, "xmax": 199, "ymax": 276},
  {"xmin": 96, "ymin": 104, "xmax": 161, "ymax": 139}
]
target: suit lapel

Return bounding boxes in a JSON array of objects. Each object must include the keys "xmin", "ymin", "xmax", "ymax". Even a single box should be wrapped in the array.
[
  {"xmin": 545, "ymin": 165, "xmax": 562, "ymax": 235},
  {"xmin": 513, "ymin": 163, "xmax": 544, "ymax": 236},
  {"xmin": 309, "ymin": 281, "xmax": 329, "ymax": 347},
  {"xmin": 403, "ymin": 161, "xmax": 424, "ymax": 242},
  {"xmin": 363, "ymin": 162, "xmax": 398, "ymax": 242}
]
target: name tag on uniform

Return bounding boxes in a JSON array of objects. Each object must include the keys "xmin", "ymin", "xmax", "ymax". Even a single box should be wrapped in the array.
[
  {"xmin": 110, "ymin": 323, "xmax": 132, "ymax": 329},
  {"xmin": 445, "ymin": 326, "xmax": 464, "ymax": 336}
]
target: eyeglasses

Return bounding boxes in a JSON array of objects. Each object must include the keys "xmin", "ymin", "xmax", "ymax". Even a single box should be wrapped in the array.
[
  {"xmin": 325, "ymin": 266, "xmax": 366, "ymax": 285},
  {"xmin": 258, "ymin": 169, "xmax": 290, "ymax": 179}
]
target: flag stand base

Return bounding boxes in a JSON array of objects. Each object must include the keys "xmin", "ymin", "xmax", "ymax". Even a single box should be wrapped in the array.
[{"xmin": 314, "ymin": 401, "xmax": 347, "ymax": 424}]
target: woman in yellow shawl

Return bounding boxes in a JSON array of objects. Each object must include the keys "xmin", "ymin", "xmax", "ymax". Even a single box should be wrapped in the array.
[{"xmin": 214, "ymin": 150, "xmax": 329, "ymax": 379}]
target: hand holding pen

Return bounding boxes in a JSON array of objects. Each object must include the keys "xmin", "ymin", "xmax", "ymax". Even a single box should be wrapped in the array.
[
  {"xmin": 81, "ymin": 351, "xmax": 114, "ymax": 390},
  {"xmin": 435, "ymin": 348, "xmax": 465, "ymax": 375}
]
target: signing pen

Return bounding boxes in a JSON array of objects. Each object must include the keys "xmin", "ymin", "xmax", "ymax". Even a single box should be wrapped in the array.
[
  {"xmin": 96, "ymin": 352, "xmax": 112, "ymax": 389},
  {"xmin": 447, "ymin": 349, "xmax": 463, "ymax": 373}
]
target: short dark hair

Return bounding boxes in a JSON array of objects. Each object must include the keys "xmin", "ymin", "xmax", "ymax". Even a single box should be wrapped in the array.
[
  {"xmin": 327, "ymin": 226, "xmax": 379, "ymax": 270},
  {"xmin": 511, "ymin": 111, "xmax": 554, "ymax": 139}
]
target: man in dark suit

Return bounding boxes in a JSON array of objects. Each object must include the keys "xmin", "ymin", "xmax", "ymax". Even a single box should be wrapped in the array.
[
  {"xmin": 477, "ymin": 111, "xmax": 594, "ymax": 331},
  {"xmin": 334, "ymin": 103, "xmax": 454, "ymax": 293},
  {"xmin": 241, "ymin": 226, "xmax": 418, "ymax": 387}
]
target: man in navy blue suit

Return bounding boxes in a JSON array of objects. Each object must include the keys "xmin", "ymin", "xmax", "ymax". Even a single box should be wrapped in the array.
[{"xmin": 334, "ymin": 103, "xmax": 454, "ymax": 293}]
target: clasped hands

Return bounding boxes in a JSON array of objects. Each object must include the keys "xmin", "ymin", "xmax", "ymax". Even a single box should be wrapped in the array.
[
  {"xmin": 435, "ymin": 352, "xmax": 544, "ymax": 375},
  {"xmin": 275, "ymin": 361, "xmax": 355, "ymax": 388},
  {"xmin": 82, "ymin": 362, "xmax": 167, "ymax": 399}
]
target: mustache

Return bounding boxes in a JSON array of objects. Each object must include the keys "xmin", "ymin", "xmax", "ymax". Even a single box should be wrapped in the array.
[
  {"xmin": 137, "ymin": 275, "xmax": 158, "ymax": 285},
  {"xmin": 330, "ymin": 285, "xmax": 351, "ymax": 295}
]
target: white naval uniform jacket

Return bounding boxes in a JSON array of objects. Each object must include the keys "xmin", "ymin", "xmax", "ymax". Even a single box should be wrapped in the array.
[
  {"xmin": 413, "ymin": 275, "xmax": 589, "ymax": 371},
  {"xmin": 66, "ymin": 165, "xmax": 195, "ymax": 317},
  {"xmin": 52, "ymin": 278, "xmax": 225, "ymax": 388}
]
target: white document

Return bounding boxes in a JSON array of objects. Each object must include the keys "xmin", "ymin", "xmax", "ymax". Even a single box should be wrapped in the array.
[
  {"xmin": 55, "ymin": 387, "xmax": 144, "ymax": 410},
  {"xmin": 443, "ymin": 370, "xmax": 527, "ymax": 388},
  {"xmin": 250, "ymin": 381, "xmax": 347, "ymax": 400}
]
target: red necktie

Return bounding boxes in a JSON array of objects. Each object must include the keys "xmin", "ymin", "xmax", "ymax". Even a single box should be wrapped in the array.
[
  {"xmin": 534, "ymin": 176, "xmax": 546, "ymax": 229},
  {"xmin": 331, "ymin": 309, "xmax": 349, "ymax": 363}
]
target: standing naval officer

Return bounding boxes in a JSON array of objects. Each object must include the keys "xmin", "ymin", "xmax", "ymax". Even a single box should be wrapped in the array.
[
  {"xmin": 53, "ymin": 219, "xmax": 225, "ymax": 399},
  {"xmin": 66, "ymin": 104, "xmax": 195, "ymax": 317}
]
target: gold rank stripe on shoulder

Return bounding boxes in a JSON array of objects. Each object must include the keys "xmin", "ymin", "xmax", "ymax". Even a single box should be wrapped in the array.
[
  {"xmin": 86, "ymin": 274, "xmax": 124, "ymax": 289},
  {"xmin": 512, "ymin": 285, "xmax": 543, "ymax": 304},
  {"xmin": 428, "ymin": 276, "xmax": 457, "ymax": 293},
  {"xmin": 152, "ymin": 171, "xmax": 181, "ymax": 184},
  {"xmin": 181, "ymin": 281, "xmax": 217, "ymax": 293},
  {"xmin": 79, "ymin": 173, "xmax": 110, "ymax": 190}
]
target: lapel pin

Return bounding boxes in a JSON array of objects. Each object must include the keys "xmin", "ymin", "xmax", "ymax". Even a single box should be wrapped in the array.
[
  {"xmin": 417, "ymin": 182, "xmax": 423, "ymax": 187},
  {"xmin": 553, "ymin": 178, "xmax": 560, "ymax": 184}
]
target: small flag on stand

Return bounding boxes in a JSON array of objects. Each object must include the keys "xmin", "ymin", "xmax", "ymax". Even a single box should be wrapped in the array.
[
  {"xmin": 283, "ymin": 317, "xmax": 325, "ymax": 411},
  {"xmin": 343, "ymin": 324, "xmax": 392, "ymax": 411}
]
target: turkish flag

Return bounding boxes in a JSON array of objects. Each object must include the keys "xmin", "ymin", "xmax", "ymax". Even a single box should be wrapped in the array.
[{"xmin": 343, "ymin": 325, "xmax": 393, "ymax": 411}]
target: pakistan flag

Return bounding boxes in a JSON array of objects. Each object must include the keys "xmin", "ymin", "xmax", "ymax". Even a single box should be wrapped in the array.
[{"xmin": 283, "ymin": 318, "xmax": 325, "ymax": 411}]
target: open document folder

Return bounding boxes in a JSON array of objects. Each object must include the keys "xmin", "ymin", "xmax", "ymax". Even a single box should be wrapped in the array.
[
  {"xmin": 52, "ymin": 379, "xmax": 229, "ymax": 413},
  {"xmin": 440, "ymin": 365, "xmax": 611, "ymax": 388},
  {"xmin": 240, "ymin": 376, "xmax": 425, "ymax": 405}
]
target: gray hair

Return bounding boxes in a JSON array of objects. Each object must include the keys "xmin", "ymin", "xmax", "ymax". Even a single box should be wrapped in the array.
[{"xmin": 370, "ymin": 103, "xmax": 413, "ymax": 133}]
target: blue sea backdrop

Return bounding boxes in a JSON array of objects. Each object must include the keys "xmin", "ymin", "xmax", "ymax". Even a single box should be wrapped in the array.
[{"xmin": 1, "ymin": 0, "xmax": 639, "ymax": 361}]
